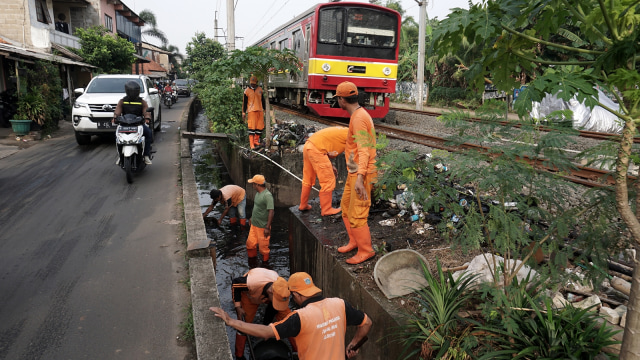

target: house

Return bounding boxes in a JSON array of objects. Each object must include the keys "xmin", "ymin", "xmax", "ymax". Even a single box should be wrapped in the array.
[{"xmin": 0, "ymin": 0, "xmax": 147, "ymax": 125}]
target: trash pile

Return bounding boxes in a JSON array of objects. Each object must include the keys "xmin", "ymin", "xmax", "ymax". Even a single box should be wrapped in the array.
[{"xmin": 270, "ymin": 121, "xmax": 317, "ymax": 153}]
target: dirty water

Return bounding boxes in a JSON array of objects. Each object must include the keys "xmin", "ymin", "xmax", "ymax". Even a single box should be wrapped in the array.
[{"xmin": 190, "ymin": 110, "xmax": 291, "ymax": 357}]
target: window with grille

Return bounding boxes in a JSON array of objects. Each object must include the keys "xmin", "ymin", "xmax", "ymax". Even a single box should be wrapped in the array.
[{"xmin": 104, "ymin": 15, "xmax": 113, "ymax": 32}]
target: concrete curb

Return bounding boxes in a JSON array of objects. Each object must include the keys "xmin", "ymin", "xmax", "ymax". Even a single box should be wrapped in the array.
[{"xmin": 179, "ymin": 98, "xmax": 232, "ymax": 360}]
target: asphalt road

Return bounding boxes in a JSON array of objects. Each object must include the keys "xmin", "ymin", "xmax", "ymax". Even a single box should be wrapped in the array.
[{"xmin": 0, "ymin": 98, "xmax": 193, "ymax": 359}]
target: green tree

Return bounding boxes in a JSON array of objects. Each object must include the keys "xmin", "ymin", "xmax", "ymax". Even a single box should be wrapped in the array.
[
  {"xmin": 431, "ymin": 0, "xmax": 640, "ymax": 357},
  {"xmin": 74, "ymin": 26, "xmax": 135, "ymax": 73},
  {"xmin": 185, "ymin": 32, "xmax": 225, "ymax": 81}
]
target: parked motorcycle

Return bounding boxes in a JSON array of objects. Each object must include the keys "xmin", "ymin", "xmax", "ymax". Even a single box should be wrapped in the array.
[
  {"xmin": 115, "ymin": 111, "xmax": 153, "ymax": 184},
  {"xmin": 164, "ymin": 92, "xmax": 173, "ymax": 108}
]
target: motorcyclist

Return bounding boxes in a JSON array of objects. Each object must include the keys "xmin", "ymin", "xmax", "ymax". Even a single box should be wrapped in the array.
[
  {"xmin": 112, "ymin": 80, "xmax": 153, "ymax": 165},
  {"xmin": 164, "ymin": 82, "xmax": 173, "ymax": 95}
]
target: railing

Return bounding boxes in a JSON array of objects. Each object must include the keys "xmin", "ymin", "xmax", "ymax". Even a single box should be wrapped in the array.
[{"xmin": 50, "ymin": 30, "xmax": 80, "ymax": 49}]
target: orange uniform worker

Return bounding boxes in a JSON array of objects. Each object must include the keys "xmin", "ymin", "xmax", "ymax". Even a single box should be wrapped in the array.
[
  {"xmin": 211, "ymin": 272, "xmax": 372, "ymax": 360},
  {"xmin": 230, "ymin": 268, "xmax": 293, "ymax": 360},
  {"xmin": 246, "ymin": 174, "xmax": 274, "ymax": 263},
  {"xmin": 242, "ymin": 76, "xmax": 266, "ymax": 149},
  {"xmin": 299, "ymin": 126, "xmax": 348, "ymax": 216},
  {"xmin": 203, "ymin": 185, "xmax": 247, "ymax": 227},
  {"xmin": 334, "ymin": 82, "xmax": 377, "ymax": 265}
]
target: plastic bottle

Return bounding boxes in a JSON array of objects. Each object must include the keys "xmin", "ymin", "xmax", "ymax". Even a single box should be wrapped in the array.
[{"xmin": 410, "ymin": 214, "xmax": 420, "ymax": 222}]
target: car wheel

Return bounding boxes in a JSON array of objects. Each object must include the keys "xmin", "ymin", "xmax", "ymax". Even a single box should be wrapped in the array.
[
  {"xmin": 154, "ymin": 106, "xmax": 162, "ymax": 132},
  {"xmin": 75, "ymin": 131, "xmax": 91, "ymax": 145}
]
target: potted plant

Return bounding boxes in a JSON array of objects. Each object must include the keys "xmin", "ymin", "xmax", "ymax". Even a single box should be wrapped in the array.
[{"xmin": 11, "ymin": 90, "xmax": 45, "ymax": 136}]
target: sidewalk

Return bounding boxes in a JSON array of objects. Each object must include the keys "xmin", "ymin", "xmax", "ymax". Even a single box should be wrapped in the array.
[{"xmin": 0, "ymin": 120, "xmax": 75, "ymax": 159}]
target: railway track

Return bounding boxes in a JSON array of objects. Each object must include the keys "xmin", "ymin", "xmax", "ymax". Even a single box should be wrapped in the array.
[
  {"xmin": 273, "ymin": 105, "xmax": 634, "ymax": 188},
  {"xmin": 389, "ymin": 106, "xmax": 637, "ymax": 143}
]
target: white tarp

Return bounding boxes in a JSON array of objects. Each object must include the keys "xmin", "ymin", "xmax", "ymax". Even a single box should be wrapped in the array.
[{"xmin": 530, "ymin": 87, "xmax": 623, "ymax": 134}]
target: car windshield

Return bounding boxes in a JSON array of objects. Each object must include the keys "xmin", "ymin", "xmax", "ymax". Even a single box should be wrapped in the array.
[
  {"xmin": 174, "ymin": 79, "xmax": 188, "ymax": 86},
  {"xmin": 86, "ymin": 78, "xmax": 144, "ymax": 93}
]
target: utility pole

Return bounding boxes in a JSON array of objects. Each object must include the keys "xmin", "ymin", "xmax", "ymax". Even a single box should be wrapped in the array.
[
  {"xmin": 226, "ymin": 0, "xmax": 235, "ymax": 51},
  {"xmin": 415, "ymin": 0, "xmax": 427, "ymax": 110},
  {"xmin": 214, "ymin": 11, "xmax": 218, "ymax": 42}
]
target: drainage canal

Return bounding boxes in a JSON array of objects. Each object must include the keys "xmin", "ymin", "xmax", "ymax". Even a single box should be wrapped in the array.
[{"xmin": 190, "ymin": 110, "xmax": 291, "ymax": 358}]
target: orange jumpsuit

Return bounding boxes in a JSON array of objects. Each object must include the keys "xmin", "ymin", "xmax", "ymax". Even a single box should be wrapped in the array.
[
  {"xmin": 302, "ymin": 127, "xmax": 348, "ymax": 193},
  {"xmin": 270, "ymin": 296, "xmax": 369, "ymax": 360},
  {"xmin": 243, "ymin": 86, "xmax": 265, "ymax": 148},
  {"xmin": 232, "ymin": 268, "xmax": 292, "ymax": 357},
  {"xmin": 341, "ymin": 108, "xmax": 377, "ymax": 228}
]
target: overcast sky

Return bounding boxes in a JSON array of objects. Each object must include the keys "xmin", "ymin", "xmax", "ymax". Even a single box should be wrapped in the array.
[{"xmin": 129, "ymin": 0, "xmax": 470, "ymax": 54}]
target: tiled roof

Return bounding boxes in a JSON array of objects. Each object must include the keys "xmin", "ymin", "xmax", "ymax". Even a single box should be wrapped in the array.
[{"xmin": 132, "ymin": 59, "xmax": 168, "ymax": 75}]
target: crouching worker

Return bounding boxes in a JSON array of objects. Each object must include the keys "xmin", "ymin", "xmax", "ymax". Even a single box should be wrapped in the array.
[
  {"xmin": 229, "ymin": 268, "xmax": 294, "ymax": 360},
  {"xmin": 211, "ymin": 272, "xmax": 372, "ymax": 360},
  {"xmin": 203, "ymin": 184, "xmax": 247, "ymax": 227}
]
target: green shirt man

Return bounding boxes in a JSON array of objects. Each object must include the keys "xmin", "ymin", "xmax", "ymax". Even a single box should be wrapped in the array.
[{"xmin": 247, "ymin": 174, "xmax": 275, "ymax": 262}]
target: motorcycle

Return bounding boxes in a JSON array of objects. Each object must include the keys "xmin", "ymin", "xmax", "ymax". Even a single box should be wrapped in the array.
[
  {"xmin": 164, "ymin": 91, "xmax": 173, "ymax": 108},
  {"xmin": 172, "ymin": 89, "xmax": 178, "ymax": 103},
  {"xmin": 115, "ymin": 111, "xmax": 154, "ymax": 184}
]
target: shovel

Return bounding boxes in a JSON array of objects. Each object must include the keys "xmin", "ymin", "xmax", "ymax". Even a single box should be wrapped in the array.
[{"xmin": 240, "ymin": 315, "xmax": 257, "ymax": 360}]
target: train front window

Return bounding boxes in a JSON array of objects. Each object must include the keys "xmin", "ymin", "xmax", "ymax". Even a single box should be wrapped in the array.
[
  {"xmin": 345, "ymin": 9, "xmax": 397, "ymax": 48},
  {"xmin": 318, "ymin": 8, "xmax": 344, "ymax": 44}
]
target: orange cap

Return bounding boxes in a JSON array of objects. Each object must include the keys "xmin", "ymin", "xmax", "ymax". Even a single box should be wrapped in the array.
[
  {"xmin": 288, "ymin": 272, "xmax": 322, "ymax": 297},
  {"xmin": 248, "ymin": 174, "xmax": 265, "ymax": 184},
  {"xmin": 271, "ymin": 277, "xmax": 290, "ymax": 311},
  {"xmin": 336, "ymin": 81, "xmax": 358, "ymax": 97},
  {"xmin": 250, "ymin": 76, "xmax": 258, "ymax": 84}
]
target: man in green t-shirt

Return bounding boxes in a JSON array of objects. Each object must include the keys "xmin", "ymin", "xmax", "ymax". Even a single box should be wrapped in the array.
[{"xmin": 247, "ymin": 174, "xmax": 274, "ymax": 264}]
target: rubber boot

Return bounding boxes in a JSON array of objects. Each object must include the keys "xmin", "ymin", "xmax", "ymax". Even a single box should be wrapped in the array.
[
  {"xmin": 247, "ymin": 248, "xmax": 258, "ymax": 258},
  {"xmin": 319, "ymin": 192, "xmax": 341, "ymax": 216},
  {"xmin": 299, "ymin": 185, "xmax": 312, "ymax": 211},
  {"xmin": 239, "ymin": 218, "xmax": 247, "ymax": 227},
  {"xmin": 346, "ymin": 225, "xmax": 375, "ymax": 264},
  {"xmin": 261, "ymin": 252, "xmax": 269, "ymax": 263},
  {"xmin": 249, "ymin": 135, "xmax": 255, "ymax": 149},
  {"xmin": 229, "ymin": 217, "xmax": 238, "ymax": 227},
  {"xmin": 337, "ymin": 216, "xmax": 357, "ymax": 253}
]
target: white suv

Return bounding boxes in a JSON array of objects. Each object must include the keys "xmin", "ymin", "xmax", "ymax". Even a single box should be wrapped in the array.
[{"xmin": 72, "ymin": 74, "xmax": 161, "ymax": 145}]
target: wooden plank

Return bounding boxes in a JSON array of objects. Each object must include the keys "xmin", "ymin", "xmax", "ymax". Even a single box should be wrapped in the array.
[{"xmin": 181, "ymin": 131, "xmax": 228, "ymax": 139}]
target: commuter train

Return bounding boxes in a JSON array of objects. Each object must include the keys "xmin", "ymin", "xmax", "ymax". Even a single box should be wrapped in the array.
[{"xmin": 253, "ymin": 2, "xmax": 401, "ymax": 118}]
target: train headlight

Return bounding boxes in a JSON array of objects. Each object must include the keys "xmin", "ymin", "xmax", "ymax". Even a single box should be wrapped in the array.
[
  {"xmin": 383, "ymin": 67, "xmax": 392, "ymax": 76},
  {"xmin": 322, "ymin": 63, "xmax": 331, "ymax": 72}
]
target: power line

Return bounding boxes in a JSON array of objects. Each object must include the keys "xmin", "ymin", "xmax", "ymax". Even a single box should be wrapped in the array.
[{"xmin": 245, "ymin": 0, "xmax": 292, "ymax": 46}]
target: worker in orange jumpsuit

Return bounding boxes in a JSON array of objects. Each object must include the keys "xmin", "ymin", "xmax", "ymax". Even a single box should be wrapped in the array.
[
  {"xmin": 334, "ymin": 82, "xmax": 377, "ymax": 264},
  {"xmin": 203, "ymin": 185, "xmax": 247, "ymax": 227},
  {"xmin": 299, "ymin": 126, "xmax": 348, "ymax": 216},
  {"xmin": 230, "ymin": 268, "xmax": 293, "ymax": 360},
  {"xmin": 242, "ymin": 76, "xmax": 265, "ymax": 149},
  {"xmin": 246, "ymin": 174, "xmax": 274, "ymax": 264},
  {"xmin": 210, "ymin": 272, "xmax": 372, "ymax": 360}
]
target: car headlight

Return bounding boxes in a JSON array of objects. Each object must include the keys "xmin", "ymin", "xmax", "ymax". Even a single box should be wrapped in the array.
[
  {"xmin": 73, "ymin": 102, "xmax": 89, "ymax": 110},
  {"xmin": 382, "ymin": 67, "xmax": 392, "ymax": 76},
  {"xmin": 322, "ymin": 63, "xmax": 331, "ymax": 72}
]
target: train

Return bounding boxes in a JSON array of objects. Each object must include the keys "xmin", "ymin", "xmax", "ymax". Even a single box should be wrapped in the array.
[{"xmin": 253, "ymin": 1, "xmax": 401, "ymax": 119}]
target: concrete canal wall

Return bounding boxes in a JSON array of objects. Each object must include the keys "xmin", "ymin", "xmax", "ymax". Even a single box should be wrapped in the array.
[{"xmin": 185, "ymin": 101, "xmax": 403, "ymax": 359}]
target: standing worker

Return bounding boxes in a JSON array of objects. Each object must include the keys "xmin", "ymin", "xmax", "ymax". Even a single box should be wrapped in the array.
[
  {"xmin": 243, "ymin": 76, "xmax": 266, "ymax": 149},
  {"xmin": 230, "ymin": 268, "xmax": 292, "ymax": 360},
  {"xmin": 299, "ymin": 126, "xmax": 348, "ymax": 216},
  {"xmin": 203, "ymin": 184, "xmax": 247, "ymax": 227},
  {"xmin": 335, "ymin": 82, "xmax": 377, "ymax": 265},
  {"xmin": 247, "ymin": 174, "xmax": 274, "ymax": 264},
  {"xmin": 210, "ymin": 271, "xmax": 373, "ymax": 360}
]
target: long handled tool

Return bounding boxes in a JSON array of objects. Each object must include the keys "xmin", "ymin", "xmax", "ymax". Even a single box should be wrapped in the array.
[{"xmin": 241, "ymin": 315, "xmax": 257, "ymax": 360}]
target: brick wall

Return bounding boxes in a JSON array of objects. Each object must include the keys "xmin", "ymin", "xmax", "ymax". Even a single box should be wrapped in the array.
[{"xmin": 0, "ymin": 0, "xmax": 32, "ymax": 46}]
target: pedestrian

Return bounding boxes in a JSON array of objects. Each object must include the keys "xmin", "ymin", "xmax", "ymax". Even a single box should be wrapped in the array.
[
  {"xmin": 210, "ymin": 271, "xmax": 372, "ymax": 360},
  {"xmin": 203, "ymin": 184, "xmax": 247, "ymax": 227},
  {"xmin": 247, "ymin": 174, "xmax": 274, "ymax": 263},
  {"xmin": 334, "ymin": 82, "xmax": 377, "ymax": 264},
  {"xmin": 242, "ymin": 76, "xmax": 265, "ymax": 149},
  {"xmin": 230, "ymin": 268, "xmax": 293, "ymax": 360},
  {"xmin": 299, "ymin": 126, "xmax": 348, "ymax": 216}
]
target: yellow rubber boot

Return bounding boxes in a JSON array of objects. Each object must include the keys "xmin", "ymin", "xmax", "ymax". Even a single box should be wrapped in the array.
[
  {"xmin": 346, "ymin": 225, "xmax": 375, "ymax": 264},
  {"xmin": 319, "ymin": 192, "xmax": 341, "ymax": 216},
  {"xmin": 337, "ymin": 216, "xmax": 357, "ymax": 253},
  {"xmin": 299, "ymin": 185, "xmax": 312, "ymax": 211}
]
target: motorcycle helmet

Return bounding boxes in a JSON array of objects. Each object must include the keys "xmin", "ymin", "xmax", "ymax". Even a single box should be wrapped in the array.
[{"xmin": 125, "ymin": 80, "xmax": 140, "ymax": 99}]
